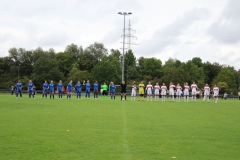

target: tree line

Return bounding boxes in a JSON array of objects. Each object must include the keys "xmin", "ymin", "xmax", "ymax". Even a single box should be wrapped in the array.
[{"xmin": 0, "ymin": 42, "xmax": 239, "ymax": 94}]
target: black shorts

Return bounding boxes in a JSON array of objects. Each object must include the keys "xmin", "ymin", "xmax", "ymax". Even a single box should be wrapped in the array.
[
  {"xmin": 103, "ymin": 90, "xmax": 107, "ymax": 95},
  {"xmin": 121, "ymin": 90, "xmax": 126, "ymax": 94}
]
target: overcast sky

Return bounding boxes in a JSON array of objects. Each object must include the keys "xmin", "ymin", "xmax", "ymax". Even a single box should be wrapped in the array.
[{"xmin": 0, "ymin": 0, "xmax": 240, "ymax": 70}]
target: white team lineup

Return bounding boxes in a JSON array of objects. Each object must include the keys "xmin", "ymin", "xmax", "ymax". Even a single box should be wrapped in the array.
[{"xmin": 15, "ymin": 79, "xmax": 220, "ymax": 103}]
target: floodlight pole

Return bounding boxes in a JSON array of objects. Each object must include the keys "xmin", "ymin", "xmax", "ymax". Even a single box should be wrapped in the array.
[{"xmin": 118, "ymin": 12, "xmax": 132, "ymax": 82}]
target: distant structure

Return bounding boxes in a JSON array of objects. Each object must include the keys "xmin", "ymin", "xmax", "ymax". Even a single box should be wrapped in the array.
[{"xmin": 125, "ymin": 20, "xmax": 138, "ymax": 50}]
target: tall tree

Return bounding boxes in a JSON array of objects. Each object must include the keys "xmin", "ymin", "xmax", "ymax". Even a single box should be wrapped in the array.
[
  {"xmin": 55, "ymin": 52, "xmax": 74, "ymax": 77},
  {"xmin": 213, "ymin": 67, "xmax": 238, "ymax": 93},
  {"xmin": 92, "ymin": 55, "xmax": 121, "ymax": 84},
  {"xmin": 141, "ymin": 57, "xmax": 163, "ymax": 80},
  {"xmin": 67, "ymin": 66, "xmax": 92, "ymax": 83},
  {"xmin": 32, "ymin": 57, "xmax": 63, "ymax": 88}
]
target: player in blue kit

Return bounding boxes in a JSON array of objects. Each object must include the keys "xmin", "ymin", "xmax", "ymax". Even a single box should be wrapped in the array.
[
  {"xmin": 75, "ymin": 80, "xmax": 82, "ymax": 99},
  {"xmin": 67, "ymin": 80, "xmax": 73, "ymax": 99},
  {"xmin": 110, "ymin": 81, "xmax": 116, "ymax": 100},
  {"xmin": 28, "ymin": 80, "xmax": 35, "ymax": 99},
  {"xmin": 42, "ymin": 80, "xmax": 49, "ymax": 98},
  {"xmin": 16, "ymin": 80, "xmax": 23, "ymax": 98},
  {"xmin": 49, "ymin": 80, "xmax": 55, "ymax": 99},
  {"xmin": 57, "ymin": 80, "xmax": 63, "ymax": 99},
  {"xmin": 93, "ymin": 81, "xmax": 99, "ymax": 99},
  {"xmin": 83, "ymin": 80, "xmax": 91, "ymax": 100}
]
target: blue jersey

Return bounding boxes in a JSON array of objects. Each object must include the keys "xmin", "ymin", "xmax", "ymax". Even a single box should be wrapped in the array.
[
  {"xmin": 43, "ymin": 83, "xmax": 49, "ymax": 89},
  {"xmin": 58, "ymin": 83, "xmax": 63, "ymax": 91},
  {"xmin": 85, "ymin": 83, "xmax": 91, "ymax": 91},
  {"xmin": 67, "ymin": 83, "xmax": 73, "ymax": 92},
  {"xmin": 16, "ymin": 82, "xmax": 22, "ymax": 92},
  {"xmin": 16, "ymin": 82, "xmax": 22, "ymax": 89},
  {"xmin": 28, "ymin": 83, "xmax": 34, "ymax": 91},
  {"xmin": 49, "ymin": 83, "xmax": 54, "ymax": 92},
  {"xmin": 94, "ymin": 83, "xmax": 99, "ymax": 91},
  {"xmin": 110, "ymin": 85, "xmax": 116, "ymax": 94},
  {"xmin": 76, "ymin": 83, "xmax": 82, "ymax": 92}
]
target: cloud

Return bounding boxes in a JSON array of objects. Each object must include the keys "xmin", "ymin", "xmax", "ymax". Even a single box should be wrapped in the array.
[
  {"xmin": 135, "ymin": 8, "xmax": 210, "ymax": 56},
  {"xmin": 208, "ymin": 0, "xmax": 240, "ymax": 43}
]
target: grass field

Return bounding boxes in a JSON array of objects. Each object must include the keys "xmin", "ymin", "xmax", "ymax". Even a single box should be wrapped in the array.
[{"xmin": 0, "ymin": 94, "xmax": 239, "ymax": 160}]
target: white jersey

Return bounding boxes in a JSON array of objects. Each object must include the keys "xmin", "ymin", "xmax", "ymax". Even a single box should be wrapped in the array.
[
  {"xmin": 146, "ymin": 84, "xmax": 153, "ymax": 95},
  {"xmin": 131, "ymin": 85, "xmax": 136, "ymax": 96},
  {"xmin": 204, "ymin": 86, "xmax": 210, "ymax": 96},
  {"xmin": 176, "ymin": 86, "xmax": 182, "ymax": 96},
  {"xmin": 184, "ymin": 85, "xmax": 190, "ymax": 96},
  {"xmin": 213, "ymin": 87, "xmax": 219, "ymax": 96},
  {"xmin": 161, "ymin": 86, "xmax": 167, "ymax": 95},
  {"xmin": 169, "ymin": 85, "xmax": 175, "ymax": 95},
  {"xmin": 154, "ymin": 85, "xmax": 160, "ymax": 95},
  {"xmin": 191, "ymin": 84, "xmax": 198, "ymax": 95}
]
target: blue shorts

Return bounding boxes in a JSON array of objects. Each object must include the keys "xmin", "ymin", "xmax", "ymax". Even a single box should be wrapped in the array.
[
  {"xmin": 50, "ymin": 89, "xmax": 54, "ymax": 93},
  {"xmin": 76, "ymin": 90, "xmax": 81, "ymax": 93},
  {"xmin": 43, "ymin": 89, "xmax": 48, "ymax": 93},
  {"xmin": 86, "ymin": 90, "xmax": 90, "ymax": 94},
  {"xmin": 67, "ymin": 90, "xmax": 72, "ymax": 93},
  {"xmin": 111, "ymin": 90, "xmax": 116, "ymax": 94},
  {"xmin": 58, "ymin": 90, "xmax": 62, "ymax": 93},
  {"xmin": 17, "ymin": 89, "xmax": 22, "ymax": 93}
]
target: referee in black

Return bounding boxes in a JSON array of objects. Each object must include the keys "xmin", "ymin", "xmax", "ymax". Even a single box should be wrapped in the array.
[{"xmin": 120, "ymin": 81, "xmax": 127, "ymax": 101}]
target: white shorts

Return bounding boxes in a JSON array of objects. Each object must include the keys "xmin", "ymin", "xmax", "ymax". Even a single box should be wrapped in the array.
[
  {"xmin": 155, "ymin": 90, "xmax": 159, "ymax": 95},
  {"xmin": 192, "ymin": 90, "xmax": 197, "ymax": 95},
  {"xmin": 131, "ymin": 90, "xmax": 136, "ymax": 97},
  {"xmin": 169, "ymin": 90, "xmax": 174, "ymax": 96},
  {"xmin": 147, "ymin": 89, "xmax": 152, "ymax": 95},
  {"xmin": 204, "ymin": 91, "xmax": 209, "ymax": 96},
  {"xmin": 184, "ymin": 90, "xmax": 189, "ymax": 96},
  {"xmin": 161, "ymin": 90, "xmax": 166, "ymax": 95},
  {"xmin": 176, "ymin": 90, "xmax": 181, "ymax": 96},
  {"xmin": 213, "ymin": 92, "xmax": 218, "ymax": 97}
]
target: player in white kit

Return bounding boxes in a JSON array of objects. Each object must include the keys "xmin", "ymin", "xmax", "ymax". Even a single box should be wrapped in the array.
[
  {"xmin": 184, "ymin": 82, "xmax": 190, "ymax": 102},
  {"xmin": 191, "ymin": 81, "xmax": 198, "ymax": 102},
  {"xmin": 213, "ymin": 84, "xmax": 219, "ymax": 103},
  {"xmin": 131, "ymin": 81, "xmax": 137, "ymax": 101},
  {"xmin": 169, "ymin": 82, "xmax": 175, "ymax": 102},
  {"xmin": 154, "ymin": 82, "xmax": 160, "ymax": 101},
  {"xmin": 145, "ymin": 81, "xmax": 153, "ymax": 101},
  {"xmin": 203, "ymin": 84, "xmax": 210, "ymax": 102},
  {"xmin": 161, "ymin": 83, "xmax": 167, "ymax": 102},
  {"xmin": 176, "ymin": 83, "xmax": 182, "ymax": 102}
]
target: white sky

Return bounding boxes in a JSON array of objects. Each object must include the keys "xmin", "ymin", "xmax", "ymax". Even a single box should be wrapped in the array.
[{"xmin": 0, "ymin": 0, "xmax": 240, "ymax": 70}]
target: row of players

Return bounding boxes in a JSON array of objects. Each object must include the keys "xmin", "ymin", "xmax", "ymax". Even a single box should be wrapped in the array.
[{"xmin": 15, "ymin": 80, "xmax": 219, "ymax": 103}]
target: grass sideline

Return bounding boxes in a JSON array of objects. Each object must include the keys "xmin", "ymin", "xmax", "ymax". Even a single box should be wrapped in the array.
[{"xmin": 0, "ymin": 94, "xmax": 239, "ymax": 160}]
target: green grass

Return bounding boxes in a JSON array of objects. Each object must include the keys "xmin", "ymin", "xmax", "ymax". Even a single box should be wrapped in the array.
[{"xmin": 0, "ymin": 94, "xmax": 239, "ymax": 160}]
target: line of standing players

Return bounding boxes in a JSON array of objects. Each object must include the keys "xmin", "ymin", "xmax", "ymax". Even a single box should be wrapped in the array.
[{"xmin": 14, "ymin": 79, "xmax": 219, "ymax": 103}]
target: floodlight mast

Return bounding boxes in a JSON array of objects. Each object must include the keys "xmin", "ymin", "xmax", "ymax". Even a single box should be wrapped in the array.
[{"xmin": 118, "ymin": 12, "xmax": 132, "ymax": 82}]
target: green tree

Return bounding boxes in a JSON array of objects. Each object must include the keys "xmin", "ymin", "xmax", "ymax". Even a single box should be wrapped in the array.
[
  {"xmin": 67, "ymin": 66, "xmax": 92, "ymax": 83},
  {"xmin": 124, "ymin": 50, "xmax": 137, "ymax": 81},
  {"xmin": 142, "ymin": 57, "xmax": 163, "ymax": 79},
  {"xmin": 162, "ymin": 67, "xmax": 189, "ymax": 85},
  {"xmin": 213, "ymin": 67, "xmax": 238, "ymax": 93},
  {"xmin": 32, "ymin": 57, "xmax": 63, "ymax": 88},
  {"xmin": 92, "ymin": 55, "xmax": 121, "ymax": 84},
  {"xmin": 203, "ymin": 62, "xmax": 222, "ymax": 84},
  {"xmin": 110, "ymin": 49, "xmax": 121, "ymax": 61},
  {"xmin": 217, "ymin": 82, "xmax": 229, "ymax": 94},
  {"xmin": 55, "ymin": 52, "xmax": 74, "ymax": 77}
]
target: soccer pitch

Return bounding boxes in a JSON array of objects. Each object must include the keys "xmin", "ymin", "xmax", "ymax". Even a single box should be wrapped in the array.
[{"xmin": 0, "ymin": 94, "xmax": 239, "ymax": 160}]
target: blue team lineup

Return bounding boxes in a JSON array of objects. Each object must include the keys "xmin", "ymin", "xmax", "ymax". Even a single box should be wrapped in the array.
[{"xmin": 15, "ymin": 79, "xmax": 220, "ymax": 103}]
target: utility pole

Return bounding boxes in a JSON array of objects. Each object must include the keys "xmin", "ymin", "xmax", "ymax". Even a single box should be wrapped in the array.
[
  {"xmin": 118, "ymin": 12, "xmax": 132, "ymax": 82},
  {"xmin": 125, "ymin": 20, "xmax": 137, "ymax": 50}
]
